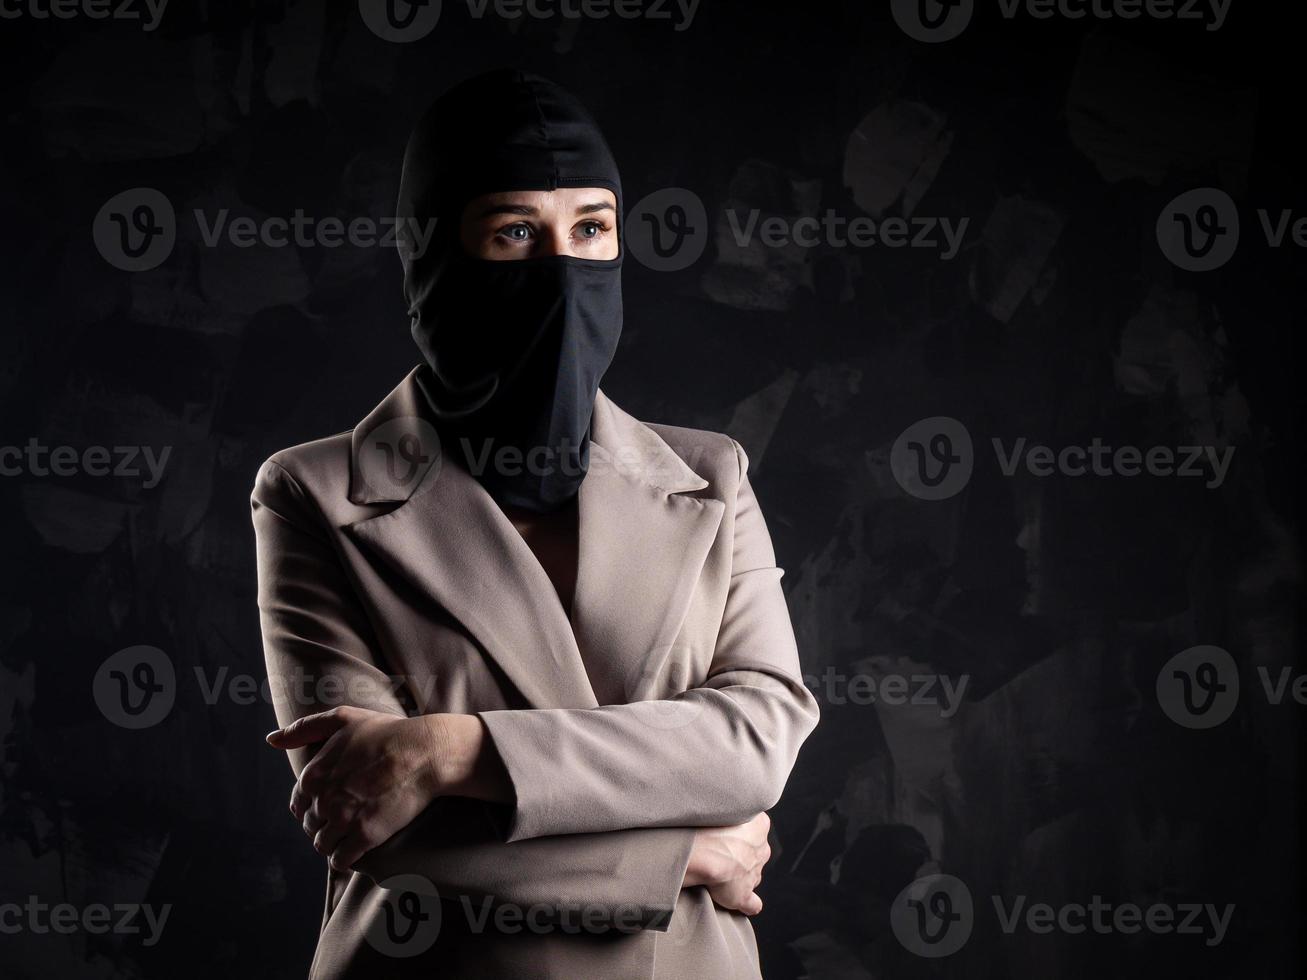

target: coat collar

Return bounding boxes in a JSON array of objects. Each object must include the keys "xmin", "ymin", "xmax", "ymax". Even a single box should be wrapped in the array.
[
  {"xmin": 342, "ymin": 367, "xmax": 723, "ymax": 708},
  {"xmin": 347, "ymin": 367, "xmax": 708, "ymax": 505}
]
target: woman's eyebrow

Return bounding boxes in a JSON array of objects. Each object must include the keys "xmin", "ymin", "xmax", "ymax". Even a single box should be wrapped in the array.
[
  {"xmin": 575, "ymin": 201, "xmax": 615, "ymax": 215},
  {"xmin": 477, "ymin": 203, "xmax": 539, "ymax": 218}
]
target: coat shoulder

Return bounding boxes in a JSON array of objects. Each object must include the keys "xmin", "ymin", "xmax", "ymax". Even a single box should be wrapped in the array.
[
  {"xmin": 642, "ymin": 420, "xmax": 745, "ymax": 488},
  {"xmin": 253, "ymin": 429, "xmax": 353, "ymax": 501}
]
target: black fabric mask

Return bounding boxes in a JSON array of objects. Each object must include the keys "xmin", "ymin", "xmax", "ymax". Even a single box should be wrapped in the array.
[{"xmin": 395, "ymin": 70, "xmax": 624, "ymax": 513}]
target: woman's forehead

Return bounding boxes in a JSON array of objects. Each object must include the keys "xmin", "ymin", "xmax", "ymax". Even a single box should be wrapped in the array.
[
  {"xmin": 463, "ymin": 188, "xmax": 618, "ymax": 217},
  {"xmin": 471, "ymin": 187, "xmax": 617, "ymax": 205}
]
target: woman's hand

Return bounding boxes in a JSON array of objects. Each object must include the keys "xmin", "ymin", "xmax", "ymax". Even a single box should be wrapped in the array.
[
  {"xmin": 267, "ymin": 706, "xmax": 448, "ymax": 872},
  {"xmin": 682, "ymin": 812, "xmax": 772, "ymax": 915},
  {"xmin": 266, "ymin": 707, "xmax": 512, "ymax": 872}
]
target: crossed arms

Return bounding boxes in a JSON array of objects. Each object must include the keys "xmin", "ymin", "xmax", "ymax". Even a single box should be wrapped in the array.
[{"xmin": 251, "ymin": 441, "xmax": 819, "ymax": 930}]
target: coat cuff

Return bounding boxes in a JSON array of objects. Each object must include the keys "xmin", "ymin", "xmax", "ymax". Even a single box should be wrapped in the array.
[
  {"xmin": 479, "ymin": 708, "xmax": 583, "ymax": 841},
  {"xmin": 641, "ymin": 826, "xmax": 697, "ymax": 932}
]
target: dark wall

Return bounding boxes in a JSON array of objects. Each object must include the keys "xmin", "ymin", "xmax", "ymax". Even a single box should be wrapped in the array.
[{"xmin": 1, "ymin": 1, "xmax": 1302, "ymax": 978}]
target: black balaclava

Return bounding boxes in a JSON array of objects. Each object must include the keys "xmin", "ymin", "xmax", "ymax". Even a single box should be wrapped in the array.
[{"xmin": 395, "ymin": 70, "xmax": 623, "ymax": 513}]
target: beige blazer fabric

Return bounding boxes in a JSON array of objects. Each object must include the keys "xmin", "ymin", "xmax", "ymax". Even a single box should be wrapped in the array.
[{"xmin": 252, "ymin": 367, "xmax": 820, "ymax": 979}]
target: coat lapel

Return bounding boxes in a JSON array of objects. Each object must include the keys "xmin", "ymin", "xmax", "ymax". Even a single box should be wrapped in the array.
[
  {"xmin": 341, "ymin": 368, "xmax": 724, "ymax": 710},
  {"xmin": 571, "ymin": 392, "xmax": 726, "ymax": 704}
]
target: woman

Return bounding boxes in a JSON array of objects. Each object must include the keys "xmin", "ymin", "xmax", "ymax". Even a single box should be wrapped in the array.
[{"xmin": 252, "ymin": 69, "xmax": 819, "ymax": 979}]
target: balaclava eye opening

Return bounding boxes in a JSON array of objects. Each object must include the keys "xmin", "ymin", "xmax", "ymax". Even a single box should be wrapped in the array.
[{"xmin": 395, "ymin": 69, "xmax": 624, "ymax": 513}]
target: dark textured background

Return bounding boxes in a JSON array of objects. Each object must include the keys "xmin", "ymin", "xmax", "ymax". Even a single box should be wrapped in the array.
[{"xmin": 1, "ymin": 1, "xmax": 1303, "ymax": 977}]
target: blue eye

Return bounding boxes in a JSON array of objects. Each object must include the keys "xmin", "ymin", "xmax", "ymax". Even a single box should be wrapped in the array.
[{"xmin": 500, "ymin": 223, "xmax": 532, "ymax": 242}]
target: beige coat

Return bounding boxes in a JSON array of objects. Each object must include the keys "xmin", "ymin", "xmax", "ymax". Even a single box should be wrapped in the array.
[{"xmin": 252, "ymin": 367, "xmax": 819, "ymax": 979}]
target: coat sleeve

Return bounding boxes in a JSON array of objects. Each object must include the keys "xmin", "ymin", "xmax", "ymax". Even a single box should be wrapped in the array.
[
  {"xmin": 252, "ymin": 458, "xmax": 695, "ymax": 931},
  {"xmin": 478, "ymin": 439, "xmax": 821, "ymax": 842}
]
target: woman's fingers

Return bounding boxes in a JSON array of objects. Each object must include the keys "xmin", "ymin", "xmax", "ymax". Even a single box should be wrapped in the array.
[
  {"xmin": 290, "ymin": 752, "xmax": 334, "ymax": 819},
  {"xmin": 296, "ymin": 741, "xmax": 339, "ymax": 797},
  {"xmin": 707, "ymin": 837, "xmax": 770, "ymax": 915},
  {"xmin": 708, "ymin": 880, "xmax": 765, "ymax": 916},
  {"xmin": 314, "ymin": 818, "xmax": 350, "ymax": 858},
  {"xmin": 295, "ymin": 721, "xmax": 362, "ymax": 808},
  {"xmin": 266, "ymin": 707, "xmax": 353, "ymax": 749},
  {"xmin": 272, "ymin": 709, "xmax": 430, "ymax": 870},
  {"xmin": 302, "ymin": 799, "xmax": 328, "ymax": 839},
  {"xmin": 329, "ymin": 831, "xmax": 370, "ymax": 874}
]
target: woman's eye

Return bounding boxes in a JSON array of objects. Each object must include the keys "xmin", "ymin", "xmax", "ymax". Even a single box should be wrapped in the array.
[
  {"xmin": 577, "ymin": 221, "xmax": 603, "ymax": 240},
  {"xmin": 499, "ymin": 223, "xmax": 532, "ymax": 243}
]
